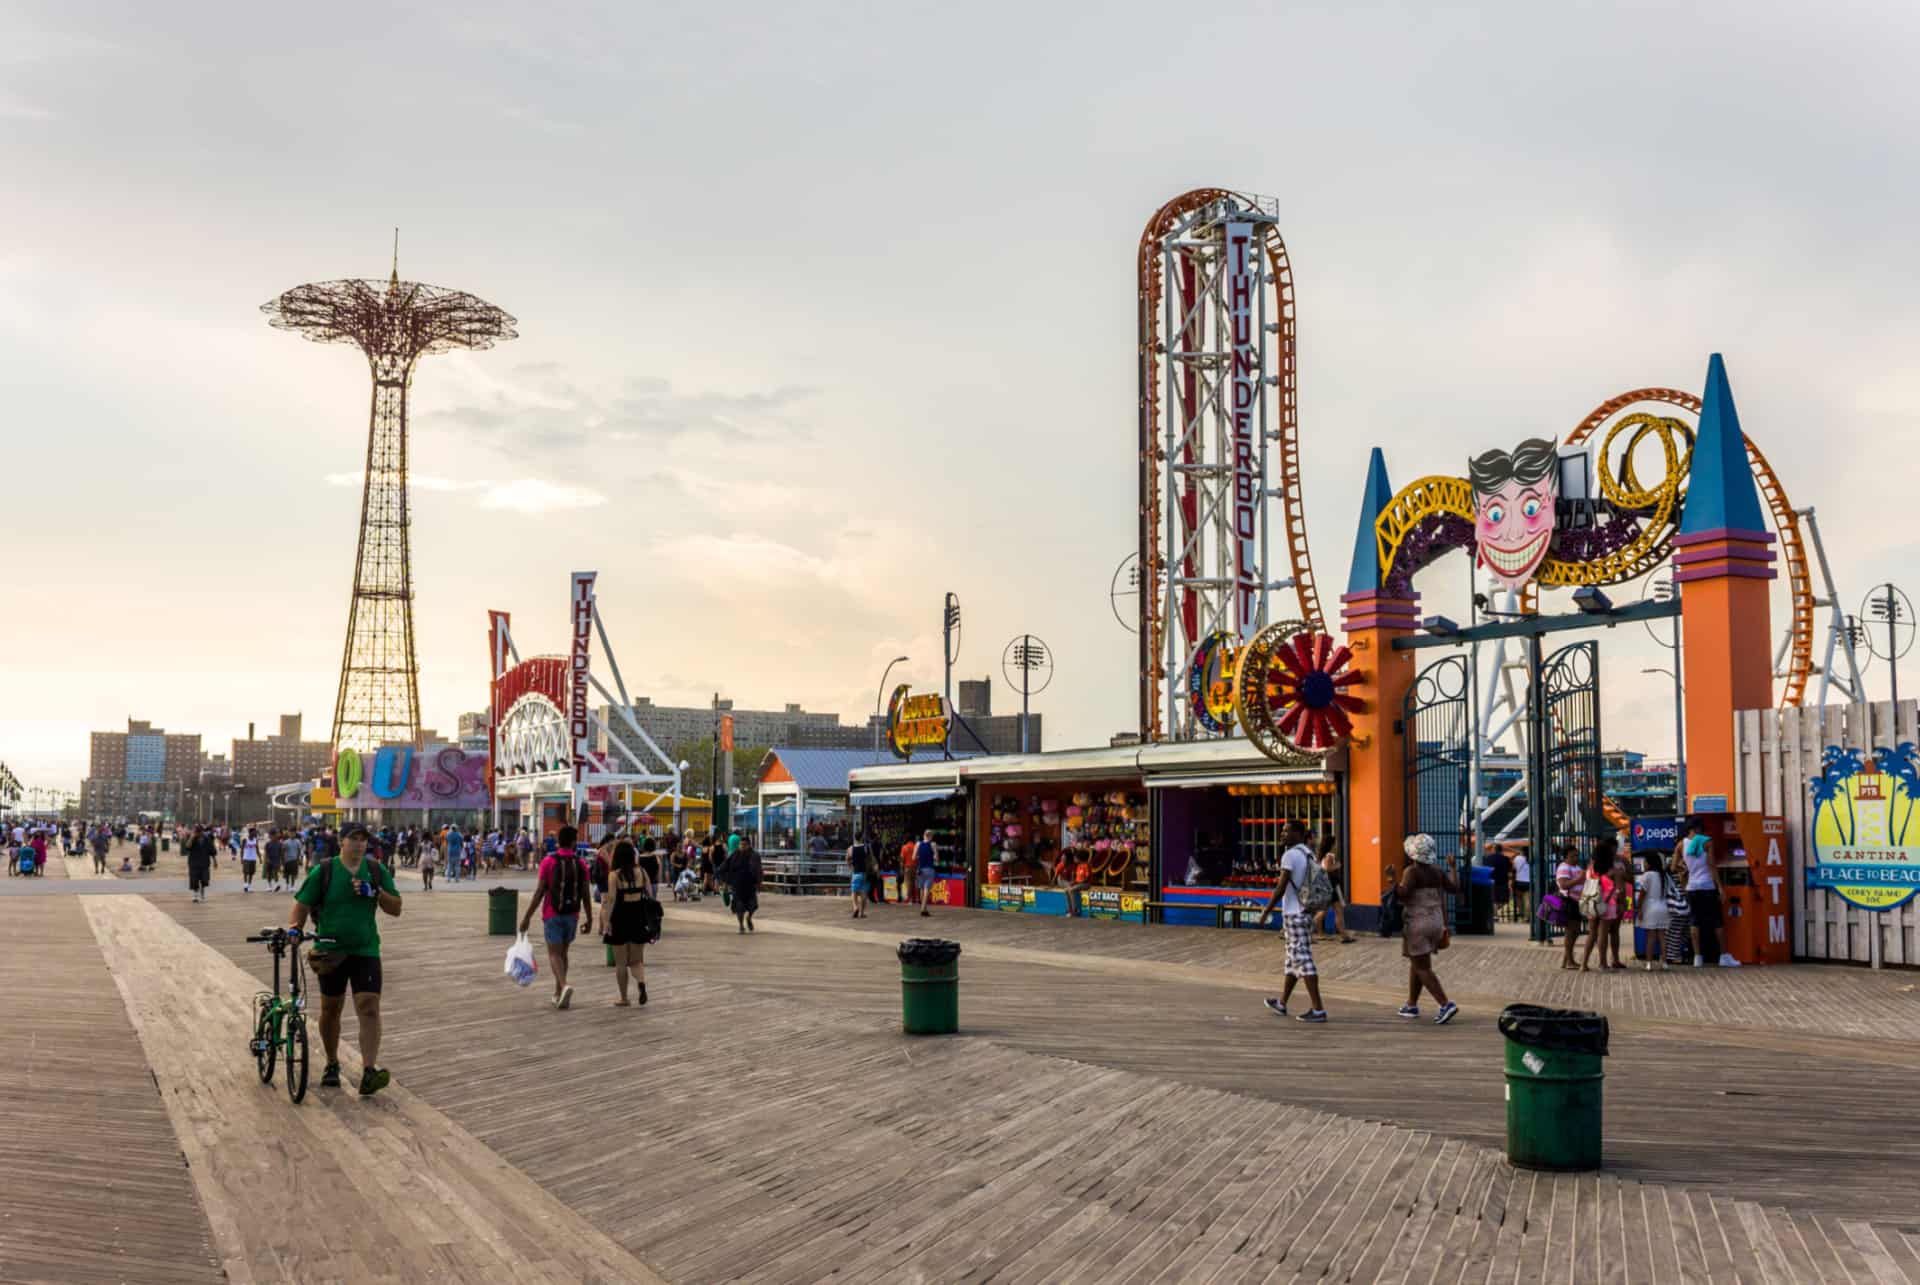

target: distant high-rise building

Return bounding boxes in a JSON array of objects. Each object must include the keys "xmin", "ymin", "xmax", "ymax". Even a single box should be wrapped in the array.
[
  {"xmin": 81, "ymin": 719, "xmax": 200, "ymax": 817},
  {"xmin": 231, "ymin": 714, "xmax": 334, "ymax": 790}
]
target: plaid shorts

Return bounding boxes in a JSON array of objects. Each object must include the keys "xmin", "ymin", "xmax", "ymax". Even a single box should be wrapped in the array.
[{"xmin": 1282, "ymin": 912, "xmax": 1317, "ymax": 977}]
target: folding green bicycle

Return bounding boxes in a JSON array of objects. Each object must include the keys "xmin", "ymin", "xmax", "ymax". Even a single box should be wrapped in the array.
[{"xmin": 246, "ymin": 926, "xmax": 312, "ymax": 1103}]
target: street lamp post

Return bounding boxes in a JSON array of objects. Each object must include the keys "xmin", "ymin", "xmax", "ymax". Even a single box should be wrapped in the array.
[
  {"xmin": 874, "ymin": 655, "xmax": 910, "ymax": 753},
  {"xmin": 1647, "ymin": 576, "xmax": 1686, "ymax": 815}
]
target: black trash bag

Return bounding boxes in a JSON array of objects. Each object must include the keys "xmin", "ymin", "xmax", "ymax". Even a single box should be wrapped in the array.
[
  {"xmin": 1498, "ymin": 1004, "xmax": 1609, "ymax": 1056},
  {"xmin": 897, "ymin": 938, "xmax": 962, "ymax": 966},
  {"xmin": 1377, "ymin": 889, "xmax": 1404, "ymax": 937}
]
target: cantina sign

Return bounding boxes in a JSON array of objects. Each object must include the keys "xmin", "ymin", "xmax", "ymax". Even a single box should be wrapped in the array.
[{"xmin": 886, "ymin": 686, "xmax": 950, "ymax": 758}]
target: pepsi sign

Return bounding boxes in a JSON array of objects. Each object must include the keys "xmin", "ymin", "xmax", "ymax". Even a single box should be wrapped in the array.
[{"xmin": 1629, "ymin": 816, "xmax": 1680, "ymax": 853}]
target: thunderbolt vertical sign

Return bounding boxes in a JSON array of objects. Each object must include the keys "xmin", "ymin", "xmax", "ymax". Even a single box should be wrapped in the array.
[
  {"xmin": 569, "ymin": 573, "xmax": 596, "ymax": 786},
  {"xmin": 1225, "ymin": 221, "xmax": 1259, "ymax": 637}
]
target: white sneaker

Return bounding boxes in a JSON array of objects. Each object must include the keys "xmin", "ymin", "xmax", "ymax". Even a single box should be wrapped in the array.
[
  {"xmin": 1718, "ymin": 953, "xmax": 1742, "ymax": 968},
  {"xmin": 1693, "ymin": 955, "xmax": 1704, "ymax": 967}
]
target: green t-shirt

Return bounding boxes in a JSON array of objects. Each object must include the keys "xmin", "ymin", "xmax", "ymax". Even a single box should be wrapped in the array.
[{"xmin": 295, "ymin": 856, "xmax": 398, "ymax": 957}]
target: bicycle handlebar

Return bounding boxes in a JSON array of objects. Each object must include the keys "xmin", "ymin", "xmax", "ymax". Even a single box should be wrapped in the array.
[{"xmin": 245, "ymin": 928, "xmax": 306, "ymax": 944}]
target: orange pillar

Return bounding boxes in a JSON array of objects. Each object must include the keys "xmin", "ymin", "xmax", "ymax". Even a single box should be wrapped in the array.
[
  {"xmin": 1673, "ymin": 355, "xmax": 1776, "ymax": 810},
  {"xmin": 1341, "ymin": 598, "xmax": 1419, "ymax": 907}
]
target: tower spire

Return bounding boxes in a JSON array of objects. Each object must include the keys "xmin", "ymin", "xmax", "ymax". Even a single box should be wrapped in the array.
[{"xmin": 390, "ymin": 228, "xmax": 400, "ymax": 291}]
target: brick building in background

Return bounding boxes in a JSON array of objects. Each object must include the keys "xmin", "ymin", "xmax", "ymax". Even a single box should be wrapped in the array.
[{"xmin": 81, "ymin": 719, "xmax": 201, "ymax": 818}]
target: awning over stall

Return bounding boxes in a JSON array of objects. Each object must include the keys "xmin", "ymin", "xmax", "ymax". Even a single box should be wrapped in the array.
[{"xmin": 850, "ymin": 787, "xmax": 963, "ymax": 807}]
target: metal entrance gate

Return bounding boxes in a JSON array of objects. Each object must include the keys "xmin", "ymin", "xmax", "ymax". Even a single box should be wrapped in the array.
[
  {"xmin": 1404, "ymin": 654, "xmax": 1472, "ymax": 927},
  {"xmin": 1525, "ymin": 638, "xmax": 1604, "ymax": 940}
]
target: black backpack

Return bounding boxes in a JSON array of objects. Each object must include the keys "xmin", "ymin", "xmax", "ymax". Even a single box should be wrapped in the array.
[
  {"xmin": 637, "ymin": 896, "xmax": 664, "ymax": 944},
  {"xmin": 550, "ymin": 856, "xmax": 585, "ymax": 916}
]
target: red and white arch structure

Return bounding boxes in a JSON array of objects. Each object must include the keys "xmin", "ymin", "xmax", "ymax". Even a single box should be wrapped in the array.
[{"xmin": 487, "ymin": 572, "xmax": 682, "ymax": 833}]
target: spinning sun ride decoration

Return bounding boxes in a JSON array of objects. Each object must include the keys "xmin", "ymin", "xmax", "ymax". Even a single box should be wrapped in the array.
[{"xmin": 1232, "ymin": 621, "xmax": 1365, "ymax": 759}]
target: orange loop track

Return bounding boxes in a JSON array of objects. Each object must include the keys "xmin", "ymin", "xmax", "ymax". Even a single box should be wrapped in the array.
[{"xmin": 1564, "ymin": 388, "xmax": 1815, "ymax": 708}]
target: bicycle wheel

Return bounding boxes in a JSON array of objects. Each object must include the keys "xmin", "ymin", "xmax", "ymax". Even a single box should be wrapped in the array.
[
  {"xmin": 254, "ymin": 1000, "xmax": 277, "ymax": 1085},
  {"xmin": 285, "ymin": 1012, "xmax": 309, "ymax": 1104}
]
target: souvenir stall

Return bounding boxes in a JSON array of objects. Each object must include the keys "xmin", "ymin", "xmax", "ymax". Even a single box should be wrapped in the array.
[
  {"xmin": 978, "ymin": 773, "xmax": 1152, "ymax": 921},
  {"xmin": 1150, "ymin": 773, "xmax": 1344, "ymax": 927},
  {"xmin": 858, "ymin": 790, "xmax": 969, "ymax": 905}
]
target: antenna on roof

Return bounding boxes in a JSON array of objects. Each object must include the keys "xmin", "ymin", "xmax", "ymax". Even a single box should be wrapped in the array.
[{"xmin": 389, "ymin": 227, "xmax": 400, "ymax": 289}]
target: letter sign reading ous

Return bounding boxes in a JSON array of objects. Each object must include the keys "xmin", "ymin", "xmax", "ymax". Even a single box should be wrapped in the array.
[
  {"xmin": 571, "ymin": 572, "xmax": 596, "ymax": 785},
  {"xmin": 1225, "ymin": 221, "xmax": 1259, "ymax": 639}
]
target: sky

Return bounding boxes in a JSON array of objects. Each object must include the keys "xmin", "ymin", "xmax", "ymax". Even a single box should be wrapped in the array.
[{"xmin": 4, "ymin": 0, "xmax": 1919, "ymax": 792}]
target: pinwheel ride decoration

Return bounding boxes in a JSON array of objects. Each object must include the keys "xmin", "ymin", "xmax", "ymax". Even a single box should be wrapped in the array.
[{"xmin": 1232, "ymin": 620, "xmax": 1365, "ymax": 759}]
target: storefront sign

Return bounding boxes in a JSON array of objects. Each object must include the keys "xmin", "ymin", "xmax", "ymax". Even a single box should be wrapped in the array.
[
  {"xmin": 1082, "ymin": 888, "xmax": 1148, "ymax": 923},
  {"xmin": 1629, "ymin": 817, "xmax": 1680, "ymax": 853},
  {"xmin": 333, "ymin": 745, "xmax": 491, "ymax": 811},
  {"xmin": 570, "ymin": 572, "xmax": 596, "ymax": 786},
  {"xmin": 885, "ymin": 686, "xmax": 950, "ymax": 758},
  {"xmin": 1225, "ymin": 220, "xmax": 1259, "ymax": 636},
  {"xmin": 1187, "ymin": 631, "xmax": 1238, "ymax": 733},
  {"xmin": 982, "ymin": 883, "xmax": 1075, "ymax": 918},
  {"xmin": 1809, "ymin": 748, "xmax": 1920, "ymax": 910}
]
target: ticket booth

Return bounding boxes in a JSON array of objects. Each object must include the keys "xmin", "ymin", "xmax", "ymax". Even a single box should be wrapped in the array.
[{"xmin": 1699, "ymin": 812, "xmax": 1790, "ymax": 965}]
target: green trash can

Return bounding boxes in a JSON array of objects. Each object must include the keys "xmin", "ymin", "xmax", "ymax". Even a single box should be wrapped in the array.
[
  {"xmin": 1500, "ymin": 1005, "xmax": 1608, "ymax": 1171},
  {"xmin": 898, "ymin": 938, "xmax": 961, "ymax": 1035},
  {"xmin": 487, "ymin": 887, "xmax": 519, "ymax": 937}
]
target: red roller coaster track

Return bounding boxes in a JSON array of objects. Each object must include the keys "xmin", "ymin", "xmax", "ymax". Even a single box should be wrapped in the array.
[{"xmin": 1137, "ymin": 189, "xmax": 1324, "ymax": 741}]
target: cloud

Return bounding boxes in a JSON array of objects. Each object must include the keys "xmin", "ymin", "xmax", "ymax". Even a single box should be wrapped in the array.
[
  {"xmin": 476, "ymin": 478, "xmax": 607, "ymax": 513},
  {"xmin": 322, "ymin": 472, "xmax": 605, "ymax": 514},
  {"xmin": 423, "ymin": 368, "xmax": 816, "ymax": 456}
]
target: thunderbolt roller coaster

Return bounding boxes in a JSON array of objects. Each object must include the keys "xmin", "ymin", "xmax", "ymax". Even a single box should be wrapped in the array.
[{"xmin": 1137, "ymin": 188, "xmax": 1324, "ymax": 741}]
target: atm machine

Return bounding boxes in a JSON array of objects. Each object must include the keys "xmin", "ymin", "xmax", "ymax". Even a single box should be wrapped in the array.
[{"xmin": 1696, "ymin": 812, "xmax": 1791, "ymax": 965}]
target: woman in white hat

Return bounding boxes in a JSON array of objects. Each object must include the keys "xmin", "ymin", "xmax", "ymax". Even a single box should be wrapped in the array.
[{"xmin": 1395, "ymin": 834, "xmax": 1459, "ymax": 1025}]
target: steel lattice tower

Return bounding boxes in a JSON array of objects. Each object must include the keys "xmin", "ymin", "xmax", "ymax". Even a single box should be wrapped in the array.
[{"xmin": 263, "ymin": 256, "xmax": 516, "ymax": 755}]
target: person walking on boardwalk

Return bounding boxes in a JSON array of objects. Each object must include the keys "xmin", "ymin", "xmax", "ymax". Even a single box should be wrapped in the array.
[
  {"xmin": 1635, "ymin": 849, "xmax": 1673, "ymax": 971},
  {"xmin": 519, "ymin": 824, "xmax": 593, "ymax": 1010},
  {"xmin": 418, "ymin": 832, "xmax": 437, "ymax": 891},
  {"xmin": 289, "ymin": 822, "xmax": 402, "ymax": 1096},
  {"xmin": 1396, "ymin": 834, "xmax": 1459, "ymax": 1024},
  {"xmin": 1552, "ymin": 847, "xmax": 1585, "ymax": 970},
  {"xmin": 603, "ymin": 840, "xmax": 658, "ymax": 1006},
  {"xmin": 90, "ymin": 824, "xmax": 110, "ymax": 876},
  {"xmin": 723, "ymin": 835, "xmax": 761, "ymax": 933},
  {"xmin": 1679, "ymin": 820, "xmax": 1739, "ymax": 967},
  {"xmin": 240, "ymin": 828, "xmax": 260, "ymax": 892},
  {"xmin": 187, "ymin": 825, "xmax": 217, "ymax": 902},
  {"xmin": 1255, "ymin": 820, "xmax": 1329, "ymax": 1023},
  {"xmin": 1579, "ymin": 840, "xmax": 1627, "ymax": 972},
  {"xmin": 847, "ymin": 833, "xmax": 872, "ymax": 918},
  {"xmin": 912, "ymin": 830, "xmax": 939, "ymax": 916}
]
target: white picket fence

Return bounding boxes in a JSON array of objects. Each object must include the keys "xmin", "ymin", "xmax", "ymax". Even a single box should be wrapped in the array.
[{"xmin": 1735, "ymin": 700, "xmax": 1919, "ymax": 966}]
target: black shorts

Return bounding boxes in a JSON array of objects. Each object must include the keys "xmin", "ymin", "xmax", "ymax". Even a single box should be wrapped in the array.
[{"xmin": 316, "ymin": 954, "xmax": 383, "ymax": 998}]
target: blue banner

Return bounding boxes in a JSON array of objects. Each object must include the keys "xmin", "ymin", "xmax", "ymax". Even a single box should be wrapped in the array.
[{"xmin": 1807, "ymin": 864, "xmax": 1920, "ymax": 889}]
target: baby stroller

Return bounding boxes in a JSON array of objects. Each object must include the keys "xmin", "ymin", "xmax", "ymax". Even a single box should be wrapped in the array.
[
  {"xmin": 15, "ymin": 847, "xmax": 37, "ymax": 877},
  {"xmin": 672, "ymin": 866, "xmax": 702, "ymax": 902}
]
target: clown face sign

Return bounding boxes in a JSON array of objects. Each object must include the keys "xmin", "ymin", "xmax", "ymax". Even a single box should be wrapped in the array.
[{"xmin": 1468, "ymin": 438, "xmax": 1559, "ymax": 589}]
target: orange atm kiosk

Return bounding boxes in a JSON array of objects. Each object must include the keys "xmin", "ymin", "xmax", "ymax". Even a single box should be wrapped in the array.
[{"xmin": 1698, "ymin": 813, "xmax": 1791, "ymax": 965}]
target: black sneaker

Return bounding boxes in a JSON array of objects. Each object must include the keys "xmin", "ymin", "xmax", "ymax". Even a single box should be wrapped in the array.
[
  {"xmin": 358, "ymin": 1066, "xmax": 390, "ymax": 1097},
  {"xmin": 320, "ymin": 1062, "xmax": 342, "ymax": 1088},
  {"xmin": 637, "ymin": 982, "xmax": 648, "ymax": 1006}
]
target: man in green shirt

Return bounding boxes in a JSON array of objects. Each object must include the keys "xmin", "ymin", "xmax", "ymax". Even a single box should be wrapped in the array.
[{"xmin": 290, "ymin": 823, "xmax": 402, "ymax": 1096}]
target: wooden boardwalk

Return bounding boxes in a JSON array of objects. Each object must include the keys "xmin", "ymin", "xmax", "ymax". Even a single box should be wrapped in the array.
[
  {"xmin": 0, "ymin": 897, "xmax": 222, "ymax": 1284},
  {"xmin": 167, "ymin": 890, "xmax": 1920, "ymax": 1282},
  {"xmin": 8, "ymin": 880, "xmax": 1920, "ymax": 1282}
]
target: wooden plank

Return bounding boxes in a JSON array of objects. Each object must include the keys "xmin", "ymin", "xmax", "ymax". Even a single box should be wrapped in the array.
[{"xmin": 80, "ymin": 894, "xmax": 666, "ymax": 1285}]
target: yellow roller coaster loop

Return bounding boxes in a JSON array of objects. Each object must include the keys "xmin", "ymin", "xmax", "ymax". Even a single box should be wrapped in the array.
[{"xmin": 1370, "ymin": 387, "xmax": 1816, "ymax": 707}]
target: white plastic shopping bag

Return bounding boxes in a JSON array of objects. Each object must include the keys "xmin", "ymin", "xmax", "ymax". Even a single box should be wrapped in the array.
[{"xmin": 505, "ymin": 932, "xmax": 538, "ymax": 986}]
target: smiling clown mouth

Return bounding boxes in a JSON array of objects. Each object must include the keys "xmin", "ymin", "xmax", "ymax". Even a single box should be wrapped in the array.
[{"xmin": 1482, "ymin": 530, "xmax": 1551, "ymax": 578}]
